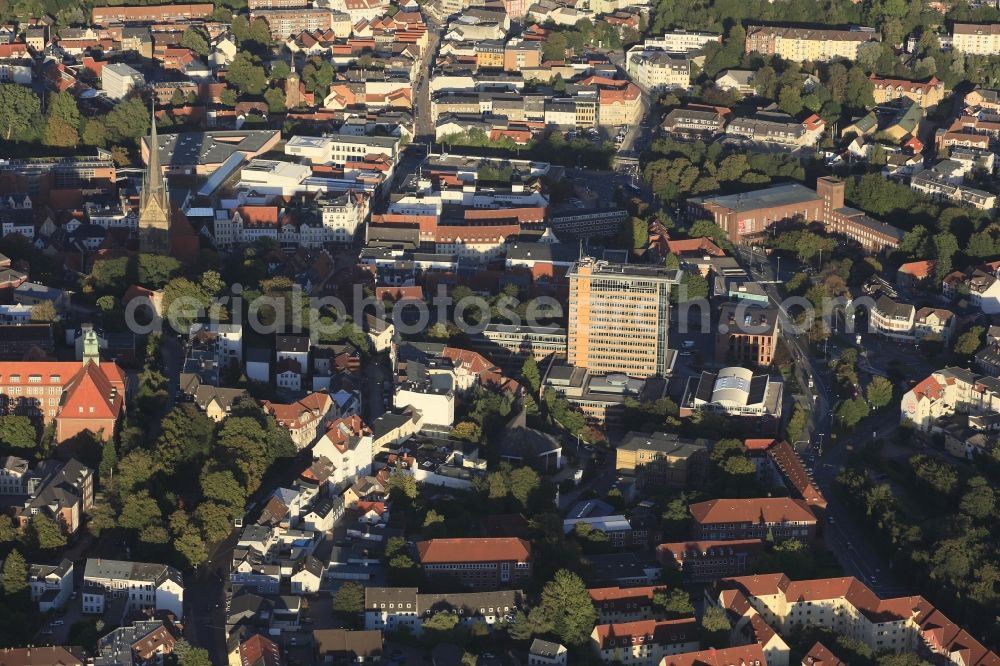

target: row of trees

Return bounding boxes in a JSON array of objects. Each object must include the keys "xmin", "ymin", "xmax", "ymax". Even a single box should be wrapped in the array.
[
  {"xmin": 643, "ymin": 138, "xmax": 805, "ymax": 203},
  {"xmin": 0, "ymin": 84, "xmax": 149, "ymax": 157},
  {"xmin": 837, "ymin": 457, "xmax": 1000, "ymax": 647}
]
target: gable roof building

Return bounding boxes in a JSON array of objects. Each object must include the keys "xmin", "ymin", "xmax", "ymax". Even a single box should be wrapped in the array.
[{"xmin": 689, "ymin": 498, "xmax": 817, "ymax": 543}]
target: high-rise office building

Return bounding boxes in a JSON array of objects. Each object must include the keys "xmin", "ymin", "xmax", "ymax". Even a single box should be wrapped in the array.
[{"xmin": 567, "ymin": 258, "xmax": 674, "ymax": 378}]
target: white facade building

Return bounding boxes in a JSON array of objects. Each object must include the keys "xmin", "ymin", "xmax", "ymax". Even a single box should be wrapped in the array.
[
  {"xmin": 82, "ymin": 559, "xmax": 184, "ymax": 620},
  {"xmin": 102, "ymin": 63, "xmax": 145, "ymax": 100}
]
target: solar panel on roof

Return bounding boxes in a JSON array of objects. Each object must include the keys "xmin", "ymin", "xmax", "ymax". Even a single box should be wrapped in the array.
[
  {"xmin": 747, "ymin": 375, "xmax": 768, "ymax": 405},
  {"xmin": 695, "ymin": 372, "xmax": 716, "ymax": 402}
]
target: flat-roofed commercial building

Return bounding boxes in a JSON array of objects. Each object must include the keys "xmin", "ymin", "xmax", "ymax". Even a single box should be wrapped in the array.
[
  {"xmin": 687, "ymin": 177, "xmax": 903, "ymax": 252},
  {"xmin": 567, "ymin": 258, "xmax": 676, "ymax": 378},
  {"xmin": 477, "ymin": 324, "xmax": 567, "ymax": 363},
  {"xmin": 680, "ymin": 367, "xmax": 783, "ymax": 426}
]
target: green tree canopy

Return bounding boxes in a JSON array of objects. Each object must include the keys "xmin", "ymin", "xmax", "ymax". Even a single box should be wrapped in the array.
[
  {"xmin": 865, "ymin": 376, "xmax": 894, "ymax": 410},
  {"xmin": 105, "ymin": 98, "xmax": 150, "ymax": 145},
  {"xmin": 333, "ymin": 581, "xmax": 366, "ymax": 614},
  {"xmin": 180, "ymin": 25, "xmax": 210, "ymax": 56},
  {"xmin": 652, "ymin": 588, "xmax": 695, "ymax": 619},
  {"xmin": 0, "ymin": 415, "xmax": 36, "ymax": 450},
  {"xmin": 227, "ymin": 52, "xmax": 268, "ymax": 95},
  {"xmin": 29, "ymin": 513, "xmax": 67, "ymax": 551},
  {"xmin": 701, "ymin": 605, "xmax": 731, "ymax": 647},
  {"xmin": 535, "ymin": 569, "xmax": 598, "ymax": 645},
  {"xmin": 0, "ymin": 83, "xmax": 40, "ymax": 142},
  {"xmin": 954, "ymin": 326, "xmax": 984, "ymax": 356},
  {"xmin": 1, "ymin": 548, "xmax": 27, "ymax": 595}
]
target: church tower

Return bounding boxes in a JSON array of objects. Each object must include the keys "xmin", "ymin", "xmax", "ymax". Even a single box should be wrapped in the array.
[
  {"xmin": 284, "ymin": 57, "xmax": 303, "ymax": 110},
  {"xmin": 139, "ymin": 105, "xmax": 172, "ymax": 255},
  {"xmin": 81, "ymin": 323, "xmax": 101, "ymax": 366}
]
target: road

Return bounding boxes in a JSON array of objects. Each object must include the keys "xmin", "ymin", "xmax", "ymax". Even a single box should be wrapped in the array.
[
  {"xmin": 412, "ymin": 22, "xmax": 443, "ymax": 143},
  {"xmin": 185, "ymin": 447, "xmax": 316, "ymax": 661},
  {"xmin": 733, "ymin": 247, "xmax": 912, "ymax": 596},
  {"xmin": 814, "ymin": 410, "xmax": 911, "ymax": 597}
]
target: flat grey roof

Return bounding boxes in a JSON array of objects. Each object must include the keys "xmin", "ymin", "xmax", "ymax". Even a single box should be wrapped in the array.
[
  {"xmin": 144, "ymin": 130, "xmax": 279, "ymax": 167},
  {"xmin": 692, "ymin": 182, "xmax": 820, "ymax": 212}
]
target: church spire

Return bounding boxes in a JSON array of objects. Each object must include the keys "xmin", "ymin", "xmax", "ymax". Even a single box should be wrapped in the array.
[
  {"xmin": 138, "ymin": 102, "xmax": 172, "ymax": 255},
  {"xmin": 145, "ymin": 102, "xmax": 165, "ymax": 201}
]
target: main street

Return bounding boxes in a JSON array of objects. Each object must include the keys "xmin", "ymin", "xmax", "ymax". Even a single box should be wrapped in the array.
[
  {"xmin": 734, "ymin": 247, "xmax": 909, "ymax": 597},
  {"xmin": 412, "ymin": 21, "xmax": 443, "ymax": 144}
]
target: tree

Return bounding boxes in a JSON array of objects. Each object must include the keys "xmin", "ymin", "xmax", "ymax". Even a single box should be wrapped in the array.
[
  {"xmin": 220, "ymin": 88, "xmax": 238, "ymax": 107},
  {"xmin": 301, "ymin": 59, "xmax": 334, "ymax": 95},
  {"xmin": 156, "ymin": 404, "xmax": 214, "ymax": 473},
  {"xmin": 0, "ymin": 516, "xmax": 15, "ymax": 543},
  {"xmin": 1, "ymin": 548, "xmax": 26, "ymax": 595},
  {"xmin": 701, "ymin": 605, "xmax": 731, "ymax": 647},
  {"xmin": 86, "ymin": 498, "xmax": 117, "ymax": 537},
  {"xmin": 423, "ymin": 611, "xmax": 461, "ymax": 643},
  {"xmin": 653, "ymin": 588, "xmax": 694, "ymax": 619},
  {"xmin": 174, "ymin": 528, "xmax": 208, "ymax": 567},
  {"xmin": 138, "ymin": 253, "xmax": 181, "ymax": 288},
  {"xmin": 197, "ymin": 501, "xmax": 236, "ymax": 543},
  {"xmin": 933, "ymin": 232, "xmax": 958, "ymax": 280},
  {"xmin": 0, "ymin": 415, "xmax": 36, "ymax": 449},
  {"xmin": 509, "ymin": 466, "xmax": 541, "ymax": 510},
  {"xmin": 99, "ymin": 439, "xmax": 117, "ymax": 487},
  {"xmin": 201, "ymin": 470, "xmax": 246, "ymax": 512},
  {"xmin": 44, "ymin": 116, "xmax": 78, "ymax": 148},
  {"xmin": 162, "ymin": 277, "xmax": 210, "ymax": 331},
  {"xmin": 180, "ymin": 26, "xmax": 210, "ymax": 56},
  {"xmin": 677, "ymin": 271, "xmax": 709, "ymax": 302},
  {"xmin": 104, "ymin": 98, "xmax": 150, "ymax": 144},
  {"xmin": 48, "ymin": 90, "xmax": 80, "ymax": 130},
  {"xmin": 333, "ymin": 581, "xmax": 365, "ymax": 614},
  {"xmin": 959, "ymin": 477, "xmax": 995, "ymax": 521},
  {"xmin": 96, "ymin": 295, "xmax": 116, "ymax": 312},
  {"xmin": 535, "ymin": 569, "xmax": 598, "ymax": 645},
  {"xmin": 543, "ymin": 32, "xmax": 568, "ymax": 62},
  {"xmin": 386, "ymin": 471, "xmax": 417, "ymax": 500},
  {"xmin": 30, "ymin": 301, "xmax": 58, "ymax": 322},
  {"xmin": 119, "ymin": 491, "xmax": 162, "ymax": 531},
  {"xmin": 877, "ymin": 654, "xmax": 932, "ymax": 666},
  {"xmin": 778, "ymin": 85, "xmax": 803, "ymax": 115},
  {"xmin": 954, "ymin": 326, "xmax": 984, "ymax": 356},
  {"xmin": 865, "ymin": 376, "xmax": 894, "ymax": 410},
  {"xmin": 449, "ymin": 421, "xmax": 482, "ymax": 443},
  {"xmin": 264, "ymin": 87, "xmax": 286, "ymax": 113},
  {"xmin": 619, "ymin": 216, "xmax": 647, "ymax": 251},
  {"xmin": 0, "ymin": 83, "xmax": 39, "ymax": 141},
  {"xmin": 521, "ymin": 356, "xmax": 541, "ymax": 394},
  {"xmin": 247, "ymin": 18, "xmax": 273, "ymax": 46},
  {"xmin": 174, "ymin": 639, "xmax": 213, "ymax": 666},
  {"xmin": 29, "ymin": 513, "xmax": 67, "ymax": 551},
  {"xmin": 81, "ymin": 119, "xmax": 107, "ymax": 146},
  {"xmin": 844, "ymin": 67, "xmax": 875, "ymax": 108},
  {"xmin": 117, "ymin": 450, "xmax": 157, "ymax": 492},
  {"xmin": 786, "ymin": 404, "xmax": 810, "ymax": 442},
  {"xmin": 270, "ymin": 60, "xmax": 290, "ymax": 81},
  {"xmin": 228, "ymin": 53, "xmax": 268, "ymax": 95},
  {"xmin": 836, "ymin": 397, "xmax": 870, "ymax": 430},
  {"xmin": 90, "ymin": 257, "xmax": 130, "ymax": 293}
]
